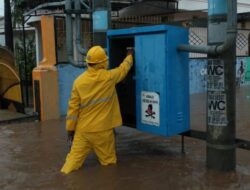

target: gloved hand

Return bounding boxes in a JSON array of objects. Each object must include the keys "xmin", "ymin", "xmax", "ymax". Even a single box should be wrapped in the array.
[
  {"xmin": 126, "ymin": 47, "xmax": 134, "ymax": 56},
  {"xmin": 67, "ymin": 131, "xmax": 75, "ymax": 149}
]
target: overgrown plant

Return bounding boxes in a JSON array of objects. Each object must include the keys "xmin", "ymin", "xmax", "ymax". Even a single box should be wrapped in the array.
[
  {"xmin": 14, "ymin": 35, "xmax": 36, "ymax": 82},
  {"xmin": 11, "ymin": 0, "xmax": 36, "ymax": 82}
]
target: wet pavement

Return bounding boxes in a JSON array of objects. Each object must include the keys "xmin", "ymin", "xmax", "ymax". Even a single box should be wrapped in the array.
[
  {"xmin": 0, "ymin": 86, "xmax": 250, "ymax": 190},
  {"xmin": 0, "ymin": 110, "xmax": 28, "ymax": 121}
]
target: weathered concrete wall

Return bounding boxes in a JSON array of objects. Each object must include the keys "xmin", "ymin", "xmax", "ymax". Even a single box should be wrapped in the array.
[
  {"xmin": 189, "ymin": 57, "xmax": 250, "ymax": 94},
  {"xmin": 57, "ymin": 64, "xmax": 85, "ymax": 115}
]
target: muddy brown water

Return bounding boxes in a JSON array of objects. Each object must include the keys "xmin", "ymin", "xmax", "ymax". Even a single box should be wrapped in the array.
[
  {"xmin": 0, "ymin": 86, "xmax": 250, "ymax": 190},
  {"xmin": 0, "ymin": 110, "xmax": 28, "ymax": 121}
]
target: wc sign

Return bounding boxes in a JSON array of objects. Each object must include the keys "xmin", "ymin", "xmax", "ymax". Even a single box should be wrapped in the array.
[
  {"xmin": 207, "ymin": 59, "xmax": 225, "ymax": 91},
  {"xmin": 208, "ymin": 92, "xmax": 227, "ymax": 126},
  {"xmin": 207, "ymin": 59, "xmax": 228, "ymax": 126},
  {"xmin": 141, "ymin": 91, "xmax": 160, "ymax": 127}
]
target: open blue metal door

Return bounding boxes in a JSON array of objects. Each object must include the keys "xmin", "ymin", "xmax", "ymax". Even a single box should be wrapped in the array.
[{"xmin": 136, "ymin": 33, "xmax": 168, "ymax": 136}]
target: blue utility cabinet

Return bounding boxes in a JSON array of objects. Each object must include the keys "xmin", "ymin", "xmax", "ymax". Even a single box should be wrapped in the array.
[{"xmin": 107, "ymin": 25, "xmax": 189, "ymax": 137}]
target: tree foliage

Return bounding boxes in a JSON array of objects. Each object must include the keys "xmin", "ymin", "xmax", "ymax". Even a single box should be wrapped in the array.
[
  {"xmin": 12, "ymin": 0, "xmax": 26, "ymax": 26},
  {"xmin": 15, "ymin": 35, "xmax": 36, "ymax": 82}
]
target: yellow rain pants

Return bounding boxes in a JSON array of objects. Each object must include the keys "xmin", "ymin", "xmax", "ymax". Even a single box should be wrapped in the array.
[{"xmin": 61, "ymin": 129, "xmax": 116, "ymax": 174}]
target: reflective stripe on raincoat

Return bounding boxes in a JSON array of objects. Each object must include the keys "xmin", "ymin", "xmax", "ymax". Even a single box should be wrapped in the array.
[{"xmin": 66, "ymin": 55, "xmax": 133, "ymax": 132}]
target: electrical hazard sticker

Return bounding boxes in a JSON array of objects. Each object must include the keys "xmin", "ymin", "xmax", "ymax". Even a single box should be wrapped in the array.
[
  {"xmin": 141, "ymin": 91, "xmax": 160, "ymax": 127},
  {"xmin": 208, "ymin": 91, "xmax": 228, "ymax": 126}
]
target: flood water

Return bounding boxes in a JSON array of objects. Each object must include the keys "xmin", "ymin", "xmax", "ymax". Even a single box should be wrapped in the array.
[{"xmin": 0, "ymin": 86, "xmax": 250, "ymax": 190}]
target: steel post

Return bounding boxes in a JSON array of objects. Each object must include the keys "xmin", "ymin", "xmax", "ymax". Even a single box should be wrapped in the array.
[
  {"xmin": 22, "ymin": 17, "xmax": 29, "ymax": 107},
  {"xmin": 206, "ymin": 0, "xmax": 237, "ymax": 171},
  {"xmin": 92, "ymin": 0, "xmax": 111, "ymax": 47}
]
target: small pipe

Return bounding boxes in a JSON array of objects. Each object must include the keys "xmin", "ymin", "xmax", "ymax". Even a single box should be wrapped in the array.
[
  {"xmin": 178, "ymin": 0, "xmax": 237, "ymax": 55},
  {"xmin": 65, "ymin": 0, "xmax": 73, "ymax": 59},
  {"xmin": 68, "ymin": 56, "xmax": 87, "ymax": 68},
  {"xmin": 24, "ymin": 1, "xmax": 66, "ymax": 16},
  {"xmin": 66, "ymin": 0, "xmax": 86, "ymax": 67},
  {"xmin": 75, "ymin": 0, "xmax": 88, "ymax": 55},
  {"xmin": 80, "ymin": 0, "xmax": 90, "ymax": 10},
  {"xmin": 177, "ymin": 29, "xmax": 236, "ymax": 55},
  {"xmin": 177, "ymin": 44, "xmax": 218, "ymax": 55}
]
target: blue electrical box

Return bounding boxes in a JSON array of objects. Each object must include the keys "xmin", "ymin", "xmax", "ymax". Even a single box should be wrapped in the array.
[{"xmin": 107, "ymin": 25, "xmax": 189, "ymax": 137}]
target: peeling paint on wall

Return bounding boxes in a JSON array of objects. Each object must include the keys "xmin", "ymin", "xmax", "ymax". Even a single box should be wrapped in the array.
[
  {"xmin": 244, "ymin": 57, "xmax": 250, "ymax": 83},
  {"xmin": 189, "ymin": 59, "xmax": 207, "ymax": 94},
  {"xmin": 236, "ymin": 57, "xmax": 250, "ymax": 86},
  {"xmin": 190, "ymin": 57, "xmax": 250, "ymax": 94},
  {"xmin": 57, "ymin": 64, "xmax": 85, "ymax": 115}
]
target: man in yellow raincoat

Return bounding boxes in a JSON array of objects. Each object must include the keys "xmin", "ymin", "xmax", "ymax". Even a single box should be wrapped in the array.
[{"xmin": 61, "ymin": 45, "xmax": 133, "ymax": 174}]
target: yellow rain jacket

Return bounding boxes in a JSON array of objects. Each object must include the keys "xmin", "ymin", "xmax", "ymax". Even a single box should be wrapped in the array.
[
  {"xmin": 61, "ymin": 54, "xmax": 133, "ymax": 174},
  {"xmin": 66, "ymin": 54, "xmax": 133, "ymax": 132}
]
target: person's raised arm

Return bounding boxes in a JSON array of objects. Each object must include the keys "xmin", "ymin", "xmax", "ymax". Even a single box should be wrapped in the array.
[{"xmin": 109, "ymin": 48, "xmax": 134, "ymax": 84}]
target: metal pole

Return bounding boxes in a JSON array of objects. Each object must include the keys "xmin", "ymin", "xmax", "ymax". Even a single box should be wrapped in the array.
[
  {"xmin": 4, "ymin": 0, "xmax": 14, "ymax": 52},
  {"xmin": 75, "ymin": 0, "xmax": 88, "ymax": 54},
  {"xmin": 65, "ymin": 0, "xmax": 86, "ymax": 67},
  {"xmin": 22, "ymin": 16, "xmax": 29, "ymax": 107},
  {"xmin": 206, "ymin": 0, "xmax": 237, "ymax": 171},
  {"xmin": 89, "ymin": 0, "xmax": 93, "ymax": 46},
  {"xmin": 92, "ymin": 0, "xmax": 111, "ymax": 47},
  {"xmin": 178, "ymin": 0, "xmax": 237, "ymax": 171}
]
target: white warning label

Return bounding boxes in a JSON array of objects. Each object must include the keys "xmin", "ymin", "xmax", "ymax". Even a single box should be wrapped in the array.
[
  {"xmin": 208, "ymin": 91, "xmax": 228, "ymax": 126},
  {"xmin": 207, "ymin": 59, "xmax": 225, "ymax": 91},
  {"xmin": 141, "ymin": 91, "xmax": 160, "ymax": 127}
]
